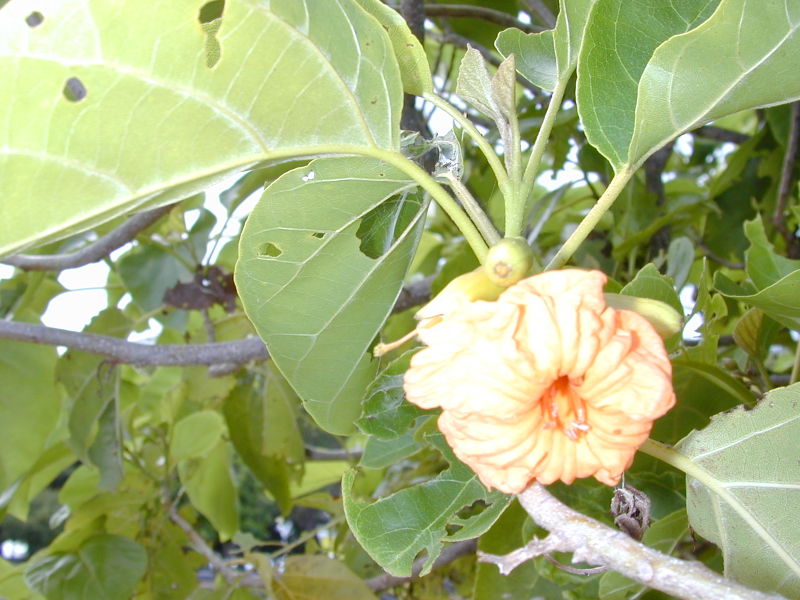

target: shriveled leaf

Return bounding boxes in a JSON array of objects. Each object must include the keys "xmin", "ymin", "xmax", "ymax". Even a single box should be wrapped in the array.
[
  {"xmin": 236, "ymin": 157, "xmax": 426, "ymax": 434},
  {"xmin": 629, "ymin": 0, "xmax": 800, "ymax": 167},
  {"xmin": 273, "ymin": 555, "xmax": 377, "ymax": 600},
  {"xmin": 675, "ymin": 385, "xmax": 800, "ymax": 596},
  {"xmin": 732, "ymin": 307, "xmax": 764, "ymax": 357},
  {"xmin": 24, "ymin": 534, "xmax": 147, "ymax": 600},
  {"xmin": 0, "ymin": 0, "xmax": 403, "ymax": 255},
  {"xmin": 178, "ymin": 442, "xmax": 239, "ymax": 541},
  {"xmin": 578, "ymin": 0, "xmax": 720, "ymax": 169},
  {"xmin": 343, "ymin": 434, "xmax": 511, "ymax": 577}
]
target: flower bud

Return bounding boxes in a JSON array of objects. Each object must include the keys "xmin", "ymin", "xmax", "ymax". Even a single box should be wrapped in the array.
[
  {"xmin": 483, "ymin": 238, "xmax": 535, "ymax": 287},
  {"xmin": 603, "ymin": 293, "xmax": 683, "ymax": 339},
  {"xmin": 415, "ymin": 268, "xmax": 504, "ymax": 322}
]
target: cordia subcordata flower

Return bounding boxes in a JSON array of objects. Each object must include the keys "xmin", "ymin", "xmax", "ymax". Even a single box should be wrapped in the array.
[{"xmin": 404, "ymin": 269, "xmax": 675, "ymax": 494}]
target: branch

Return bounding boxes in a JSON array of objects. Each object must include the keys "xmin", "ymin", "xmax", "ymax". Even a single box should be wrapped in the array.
[
  {"xmin": 1, "ymin": 205, "xmax": 175, "ymax": 270},
  {"xmin": 772, "ymin": 102, "xmax": 800, "ymax": 256},
  {"xmin": 0, "ymin": 278, "xmax": 433, "ymax": 366},
  {"xmin": 692, "ymin": 125, "xmax": 750, "ymax": 145},
  {"xmin": 481, "ymin": 484, "xmax": 785, "ymax": 600},
  {"xmin": 169, "ymin": 507, "xmax": 242, "ymax": 585},
  {"xmin": 520, "ymin": 0, "xmax": 556, "ymax": 28},
  {"xmin": 0, "ymin": 320, "xmax": 268, "ymax": 366},
  {"xmin": 366, "ymin": 539, "xmax": 477, "ymax": 592},
  {"xmin": 425, "ymin": 4, "xmax": 543, "ymax": 34}
]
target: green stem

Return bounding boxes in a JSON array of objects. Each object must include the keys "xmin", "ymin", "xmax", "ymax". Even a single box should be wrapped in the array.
[
  {"xmin": 545, "ymin": 166, "xmax": 635, "ymax": 270},
  {"xmin": 373, "ymin": 149, "xmax": 489, "ymax": 261},
  {"xmin": 640, "ymin": 439, "xmax": 800, "ymax": 576},
  {"xmin": 442, "ymin": 173, "xmax": 501, "ymax": 246},
  {"xmin": 423, "ymin": 93, "xmax": 513, "ymax": 203},
  {"xmin": 791, "ymin": 335, "xmax": 800, "ymax": 385},
  {"xmin": 510, "ymin": 77, "xmax": 570, "ymax": 238}
]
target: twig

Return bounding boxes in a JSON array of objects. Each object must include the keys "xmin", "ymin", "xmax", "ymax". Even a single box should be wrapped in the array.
[
  {"xmin": 1, "ymin": 205, "xmax": 175, "ymax": 270},
  {"xmin": 484, "ymin": 483, "xmax": 785, "ymax": 600},
  {"xmin": 169, "ymin": 507, "xmax": 241, "ymax": 584},
  {"xmin": 520, "ymin": 0, "xmax": 556, "ymax": 28},
  {"xmin": 0, "ymin": 279, "xmax": 433, "ymax": 366},
  {"xmin": 693, "ymin": 125, "xmax": 749, "ymax": 145},
  {"xmin": 366, "ymin": 539, "xmax": 477, "ymax": 592},
  {"xmin": 771, "ymin": 102, "xmax": 800, "ymax": 256},
  {"xmin": 425, "ymin": 4, "xmax": 543, "ymax": 34}
]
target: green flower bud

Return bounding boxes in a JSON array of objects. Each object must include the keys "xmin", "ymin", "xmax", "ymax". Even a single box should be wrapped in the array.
[
  {"xmin": 604, "ymin": 293, "xmax": 683, "ymax": 339},
  {"xmin": 484, "ymin": 237, "xmax": 535, "ymax": 287}
]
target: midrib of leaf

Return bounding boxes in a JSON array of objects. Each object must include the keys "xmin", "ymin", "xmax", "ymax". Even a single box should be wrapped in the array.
[
  {"xmin": 688, "ymin": 413, "xmax": 800, "ymax": 461},
  {"xmin": 642, "ymin": 439, "xmax": 800, "ymax": 578},
  {"xmin": 629, "ymin": 5, "xmax": 800, "ymax": 169}
]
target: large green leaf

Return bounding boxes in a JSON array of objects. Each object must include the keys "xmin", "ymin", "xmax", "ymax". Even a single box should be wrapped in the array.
[
  {"xmin": 714, "ymin": 270, "xmax": 800, "ymax": 331},
  {"xmin": 0, "ymin": 340, "xmax": 62, "ymax": 493},
  {"xmin": 343, "ymin": 433, "xmax": 511, "ymax": 577},
  {"xmin": 273, "ymin": 556, "xmax": 377, "ymax": 600},
  {"xmin": 235, "ymin": 156, "xmax": 426, "ymax": 434},
  {"xmin": 578, "ymin": 0, "xmax": 719, "ymax": 169},
  {"xmin": 178, "ymin": 442, "xmax": 239, "ymax": 541},
  {"xmin": 0, "ymin": 0, "xmax": 404, "ymax": 255},
  {"xmin": 24, "ymin": 534, "xmax": 147, "ymax": 600},
  {"xmin": 629, "ymin": 0, "xmax": 800, "ymax": 167},
  {"xmin": 675, "ymin": 385, "xmax": 800, "ymax": 597}
]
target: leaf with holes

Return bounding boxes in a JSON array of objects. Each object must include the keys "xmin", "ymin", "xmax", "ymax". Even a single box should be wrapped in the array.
[
  {"xmin": 236, "ymin": 156, "xmax": 426, "ymax": 434},
  {"xmin": 343, "ymin": 433, "xmax": 511, "ymax": 577},
  {"xmin": 675, "ymin": 385, "xmax": 800, "ymax": 597},
  {"xmin": 0, "ymin": 0, "xmax": 406, "ymax": 255}
]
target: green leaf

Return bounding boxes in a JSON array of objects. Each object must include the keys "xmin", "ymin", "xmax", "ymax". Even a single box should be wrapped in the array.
[
  {"xmin": 178, "ymin": 442, "xmax": 239, "ymax": 541},
  {"xmin": 666, "ymin": 236, "xmax": 695, "ymax": 290},
  {"xmin": 599, "ymin": 509, "xmax": 690, "ymax": 599},
  {"xmin": 675, "ymin": 385, "xmax": 800, "ymax": 597},
  {"xmin": 743, "ymin": 217, "xmax": 800, "ymax": 289},
  {"xmin": 86, "ymin": 397, "xmax": 124, "ymax": 491},
  {"xmin": 714, "ymin": 270, "xmax": 800, "ymax": 331},
  {"xmin": 578, "ymin": 0, "xmax": 720, "ymax": 169},
  {"xmin": 358, "ymin": 429, "xmax": 424, "ymax": 469},
  {"xmin": 0, "ymin": 340, "xmax": 62, "ymax": 492},
  {"xmin": 496, "ymin": 27, "xmax": 557, "ymax": 91},
  {"xmin": 236, "ymin": 156, "xmax": 426, "ymax": 434},
  {"xmin": 619, "ymin": 263, "xmax": 683, "ymax": 314},
  {"xmin": 473, "ymin": 501, "xmax": 539, "ymax": 600},
  {"xmin": 170, "ymin": 410, "xmax": 226, "ymax": 461},
  {"xmin": 353, "ymin": 0, "xmax": 432, "ymax": 96},
  {"xmin": 24, "ymin": 534, "xmax": 147, "ymax": 600},
  {"xmin": 0, "ymin": 0, "xmax": 403, "ymax": 255},
  {"xmin": 273, "ymin": 555, "xmax": 377, "ymax": 600},
  {"xmin": 223, "ymin": 377, "xmax": 303, "ymax": 514},
  {"xmin": 343, "ymin": 433, "xmax": 511, "ymax": 577},
  {"xmin": 357, "ymin": 350, "xmax": 429, "ymax": 439},
  {"xmin": 629, "ymin": 0, "xmax": 800, "ymax": 167}
]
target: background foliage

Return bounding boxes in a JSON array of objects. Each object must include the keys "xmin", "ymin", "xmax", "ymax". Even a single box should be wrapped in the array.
[{"xmin": 1, "ymin": 0, "xmax": 799, "ymax": 598}]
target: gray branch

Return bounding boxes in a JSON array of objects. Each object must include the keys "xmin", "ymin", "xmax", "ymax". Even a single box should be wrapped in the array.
[
  {"xmin": 1, "ymin": 204, "xmax": 175, "ymax": 270},
  {"xmin": 425, "ymin": 4, "xmax": 543, "ymax": 34},
  {"xmin": 485, "ymin": 484, "xmax": 785, "ymax": 600},
  {"xmin": 0, "ymin": 278, "xmax": 433, "ymax": 366},
  {"xmin": 521, "ymin": 0, "xmax": 556, "ymax": 28}
]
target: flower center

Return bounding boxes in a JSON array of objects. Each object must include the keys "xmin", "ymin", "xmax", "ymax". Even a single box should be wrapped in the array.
[{"xmin": 541, "ymin": 376, "xmax": 590, "ymax": 440}]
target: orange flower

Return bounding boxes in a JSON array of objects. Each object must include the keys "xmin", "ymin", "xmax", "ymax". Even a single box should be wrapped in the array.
[{"xmin": 404, "ymin": 269, "xmax": 675, "ymax": 494}]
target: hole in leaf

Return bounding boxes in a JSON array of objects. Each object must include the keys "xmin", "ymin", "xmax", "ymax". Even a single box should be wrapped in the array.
[
  {"xmin": 355, "ymin": 194, "xmax": 422, "ymax": 259},
  {"xmin": 25, "ymin": 11, "xmax": 44, "ymax": 27},
  {"xmin": 62, "ymin": 77, "xmax": 87, "ymax": 102},
  {"xmin": 258, "ymin": 242, "xmax": 282, "ymax": 258},
  {"xmin": 445, "ymin": 523, "xmax": 463, "ymax": 536},
  {"xmin": 455, "ymin": 499, "xmax": 488, "ymax": 521},
  {"xmin": 198, "ymin": 0, "xmax": 225, "ymax": 23},
  {"xmin": 310, "ymin": 232, "xmax": 325, "ymax": 240},
  {"xmin": 198, "ymin": 0, "xmax": 225, "ymax": 68},
  {"xmin": 301, "ymin": 170, "xmax": 315, "ymax": 182}
]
